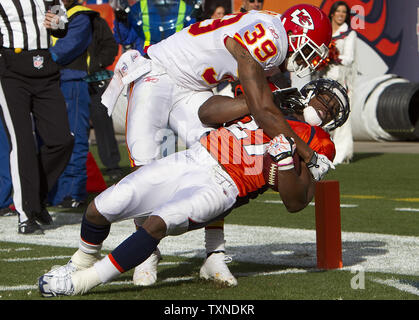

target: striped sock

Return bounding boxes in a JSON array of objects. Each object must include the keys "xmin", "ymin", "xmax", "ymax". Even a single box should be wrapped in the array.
[
  {"xmin": 79, "ymin": 214, "xmax": 110, "ymax": 254},
  {"xmin": 94, "ymin": 226, "xmax": 159, "ymax": 283}
]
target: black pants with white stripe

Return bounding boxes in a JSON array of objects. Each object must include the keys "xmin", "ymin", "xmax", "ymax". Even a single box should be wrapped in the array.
[{"xmin": 0, "ymin": 49, "xmax": 74, "ymax": 222}]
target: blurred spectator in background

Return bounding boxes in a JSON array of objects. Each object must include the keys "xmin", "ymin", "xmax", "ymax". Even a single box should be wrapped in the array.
[
  {"xmin": 48, "ymin": 0, "xmax": 97, "ymax": 208},
  {"xmin": 0, "ymin": 0, "xmax": 74, "ymax": 234},
  {"xmin": 240, "ymin": 0, "xmax": 263, "ymax": 12},
  {"xmin": 0, "ymin": 117, "xmax": 13, "ymax": 216},
  {"xmin": 83, "ymin": 8, "xmax": 122, "ymax": 181},
  {"xmin": 202, "ymin": 0, "xmax": 228, "ymax": 19},
  {"xmin": 111, "ymin": 0, "xmax": 200, "ymax": 54},
  {"xmin": 315, "ymin": 1, "xmax": 357, "ymax": 165}
]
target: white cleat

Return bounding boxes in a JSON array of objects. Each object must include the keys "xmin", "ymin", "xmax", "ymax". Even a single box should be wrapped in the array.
[
  {"xmin": 132, "ymin": 248, "xmax": 162, "ymax": 286},
  {"xmin": 45, "ymin": 261, "xmax": 78, "ymax": 278},
  {"xmin": 38, "ymin": 271, "xmax": 75, "ymax": 297},
  {"xmin": 46, "ymin": 250, "xmax": 101, "ymax": 278},
  {"xmin": 199, "ymin": 252, "xmax": 237, "ymax": 287}
]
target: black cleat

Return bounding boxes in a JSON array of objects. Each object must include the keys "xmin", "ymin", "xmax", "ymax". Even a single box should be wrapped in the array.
[{"xmin": 18, "ymin": 219, "xmax": 44, "ymax": 235}]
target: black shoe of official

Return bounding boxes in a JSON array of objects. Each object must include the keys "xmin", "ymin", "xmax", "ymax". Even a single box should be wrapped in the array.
[
  {"xmin": 34, "ymin": 208, "xmax": 53, "ymax": 225},
  {"xmin": 18, "ymin": 219, "xmax": 44, "ymax": 235}
]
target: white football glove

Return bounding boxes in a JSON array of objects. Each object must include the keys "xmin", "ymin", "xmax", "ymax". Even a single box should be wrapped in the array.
[
  {"xmin": 267, "ymin": 134, "xmax": 296, "ymax": 171},
  {"xmin": 306, "ymin": 152, "xmax": 335, "ymax": 181}
]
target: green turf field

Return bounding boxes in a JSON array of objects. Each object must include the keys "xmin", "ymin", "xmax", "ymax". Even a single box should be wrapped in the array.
[{"xmin": 0, "ymin": 144, "xmax": 418, "ymax": 304}]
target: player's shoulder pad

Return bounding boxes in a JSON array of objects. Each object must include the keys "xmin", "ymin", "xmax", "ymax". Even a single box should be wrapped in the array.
[{"xmin": 234, "ymin": 12, "xmax": 288, "ymax": 70}]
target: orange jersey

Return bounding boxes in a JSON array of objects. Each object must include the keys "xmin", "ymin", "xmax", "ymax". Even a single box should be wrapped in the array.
[{"xmin": 200, "ymin": 116, "xmax": 335, "ymax": 197}]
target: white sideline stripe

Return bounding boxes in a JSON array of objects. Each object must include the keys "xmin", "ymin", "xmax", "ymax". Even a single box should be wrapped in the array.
[
  {"xmin": 0, "ymin": 285, "xmax": 37, "ymax": 291},
  {"xmin": 0, "ymin": 268, "xmax": 307, "ymax": 292},
  {"xmin": 259, "ymin": 200, "xmax": 358, "ymax": 208},
  {"xmin": 237, "ymin": 268, "xmax": 308, "ymax": 277},
  {"xmin": 2, "ymin": 255, "xmax": 71, "ymax": 262},
  {"xmin": 0, "ymin": 247, "xmax": 32, "ymax": 252},
  {"xmin": 395, "ymin": 208, "xmax": 419, "ymax": 212},
  {"xmin": 159, "ymin": 261, "xmax": 191, "ymax": 266},
  {"xmin": 371, "ymin": 278, "xmax": 419, "ymax": 296}
]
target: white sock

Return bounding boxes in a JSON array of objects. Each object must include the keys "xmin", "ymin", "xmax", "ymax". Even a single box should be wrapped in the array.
[
  {"xmin": 205, "ymin": 228, "xmax": 226, "ymax": 254},
  {"xmin": 71, "ymin": 266, "xmax": 102, "ymax": 295},
  {"xmin": 71, "ymin": 249, "xmax": 101, "ymax": 270},
  {"xmin": 93, "ymin": 254, "xmax": 123, "ymax": 284}
]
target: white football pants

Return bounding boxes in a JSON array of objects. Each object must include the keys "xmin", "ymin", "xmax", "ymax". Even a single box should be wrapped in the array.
[
  {"xmin": 94, "ymin": 143, "xmax": 239, "ymax": 236},
  {"xmin": 126, "ymin": 63, "xmax": 214, "ymax": 166}
]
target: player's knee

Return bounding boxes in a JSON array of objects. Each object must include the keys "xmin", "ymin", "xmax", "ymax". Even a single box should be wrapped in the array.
[
  {"xmin": 85, "ymin": 201, "xmax": 110, "ymax": 226},
  {"xmin": 142, "ymin": 216, "xmax": 167, "ymax": 241}
]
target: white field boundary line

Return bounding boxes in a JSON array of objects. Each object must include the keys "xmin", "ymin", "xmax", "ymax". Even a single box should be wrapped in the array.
[
  {"xmin": 371, "ymin": 278, "xmax": 419, "ymax": 296},
  {"xmin": 0, "ymin": 212, "xmax": 418, "ymax": 277},
  {"xmin": 0, "ymin": 268, "xmax": 308, "ymax": 292},
  {"xmin": 395, "ymin": 208, "xmax": 419, "ymax": 212},
  {"xmin": 261, "ymin": 200, "xmax": 419, "ymax": 211},
  {"xmin": 258, "ymin": 200, "xmax": 359, "ymax": 208}
]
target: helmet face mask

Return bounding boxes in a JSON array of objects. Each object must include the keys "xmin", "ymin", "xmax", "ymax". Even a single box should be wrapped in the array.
[
  {"xmin": 286, "ymin": 35, "xmax": 329, "ymax": 78},
  {"xmin": 300, "ymin": 79, "xmax": 350, "ymax": 131},
  {"xmin": 273, "ymin": 79, "xmax": 350, "ymax": 131}
]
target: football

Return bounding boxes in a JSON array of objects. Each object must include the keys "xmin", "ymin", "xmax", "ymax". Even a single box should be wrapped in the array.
[{"xmin": 263, "ymin": 152, "xmax": 301, "ymax": 192}]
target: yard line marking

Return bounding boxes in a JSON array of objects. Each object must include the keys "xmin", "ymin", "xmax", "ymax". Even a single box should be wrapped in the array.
[
  {"xmin": 2, "ymin": 255, "xmax": 71, "ymax": 262},
  {"xmin": 395, "ymin": 208, "xmax": 419, "ymax": 212},
  {"xmin": 371, "ymin": 278, "xmax": 419, "ymax": 296},
  {"xmin": 159, "ymin": 261, "xmax": 191, "ymax": 266},
  {"xmin": 236, "ymin": 268, "xmax": 308, "ymax": 277},
  {"xmin": 0, "ymin": 269, "xmax": 309, "ymax": 292},
  {"xmin": 259, "ymin": 200, "xmax": 358, "ymax": 208},
  {"xmin": 0, "ymin": 285, "xmax": 37, "ymax": 291},
  {"xmin": 0, "ymin": 247, "xmax": 32, "ymax": 253}
]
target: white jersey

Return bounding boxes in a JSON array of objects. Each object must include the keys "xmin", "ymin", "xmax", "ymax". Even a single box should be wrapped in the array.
[{"xmin": 147, "ymin": 10, "xmax": 288, "ymax": 91}]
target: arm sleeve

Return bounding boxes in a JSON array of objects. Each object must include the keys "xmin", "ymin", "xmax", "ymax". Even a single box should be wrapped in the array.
[
  {"xmin": 339, "ymin": 30, "xmax": 357, "ymax": 66},
  {"xmin": 50, "ymin": 14, "xmax": 92, "ymax": 66}
]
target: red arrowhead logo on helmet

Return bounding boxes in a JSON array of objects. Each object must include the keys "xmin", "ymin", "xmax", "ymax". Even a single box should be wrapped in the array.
[{"xmin": 290, "ymin": 9, "xmax": 315, "ymax": 30}]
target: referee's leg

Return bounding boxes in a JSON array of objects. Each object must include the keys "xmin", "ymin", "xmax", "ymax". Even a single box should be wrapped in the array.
[
  {"xmin": 0, "ymin": 77, "xmax": 42, "ymax": 223},
  {"xmin": 33, "ymin": 75, "xmax": 74, "ymax": 202}
]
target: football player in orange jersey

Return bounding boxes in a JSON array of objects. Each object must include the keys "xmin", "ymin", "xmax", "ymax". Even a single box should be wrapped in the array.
[
  {"xmin": 197, "ymin": 78, "xmax": 349, "ymax": 285},
  {"xmin": 38, "ymin": 78, "xmax": 350, "ymax": 297}
]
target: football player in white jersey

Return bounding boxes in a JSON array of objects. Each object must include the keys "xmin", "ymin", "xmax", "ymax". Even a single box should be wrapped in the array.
[{"xmin": 100, "ymin": 4, "xmax": 333, "ymax": 286}]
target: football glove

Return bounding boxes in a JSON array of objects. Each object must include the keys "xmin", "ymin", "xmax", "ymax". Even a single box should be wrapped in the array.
[
  {"xmin": 306, "ymin": 151, "xmax": 335, "ymax": 181},
  {"xmin": 267, "ymin": 134, "xmax": 296, "ymax": 171}
]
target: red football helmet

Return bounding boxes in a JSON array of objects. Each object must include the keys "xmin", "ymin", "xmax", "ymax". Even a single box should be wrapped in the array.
[{"xmin": 281, "ymin": 4, "xmax": 332, "ymax": 77}]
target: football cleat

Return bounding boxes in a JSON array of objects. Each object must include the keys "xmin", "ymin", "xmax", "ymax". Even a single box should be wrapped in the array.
[
  {"xmin": 38, "ymin": 272, "xmax": 75, "ymax": 297},
  {"xmin": 18, "ymin": 219, "xmax": 44, "ymax": 235},
  {"xmin": 47, "ymin": 262, "xmax": 77, "ymax": 278},
  {"xmin": 132, "ymin": 248, "xmax": 161, "ymax": 286},
  {"xmin": 199, "ymin": 252, "xmax": 237, "ymax": 287}
]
